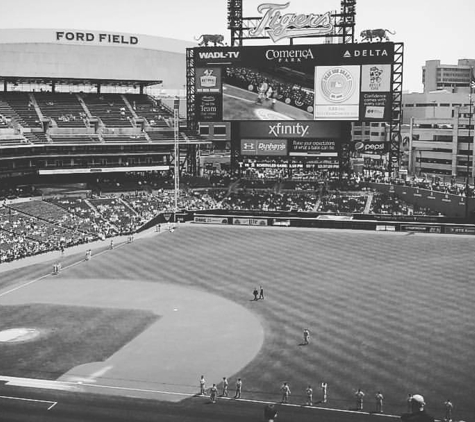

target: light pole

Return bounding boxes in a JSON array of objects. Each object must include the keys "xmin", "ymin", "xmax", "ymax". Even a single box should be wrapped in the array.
[{"xmin": 465, "ymin": 80, "xmax": 473, "ymax": 220}]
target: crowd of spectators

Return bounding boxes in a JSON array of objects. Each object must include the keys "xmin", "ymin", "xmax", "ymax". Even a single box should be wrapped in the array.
[
  {"xmin": 218, "ymin": 190, "xmax": 319, "ymax": 212},
  {"xmin": 365, "ymin": 173, "xmax": 474, "ymax": 197},
  {"xmin": 225, "ymin": 66, "xmax": 314, "ymax": 113},
  {"xmin": 0, "ymin": 169, "xmax": 473, "ymax": 264}
]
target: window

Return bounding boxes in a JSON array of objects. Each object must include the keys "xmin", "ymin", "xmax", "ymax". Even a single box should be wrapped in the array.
[
  {"xmin": 199, "ymin": 125, "xmax": 210, "ymax": 135},
  {"xmin": 433, "ymin": 135, "xmax": 452, "ymax": 141},
  {"xmin": 214, "ymin": 126, "xmax": 226, "ymax": 135}
]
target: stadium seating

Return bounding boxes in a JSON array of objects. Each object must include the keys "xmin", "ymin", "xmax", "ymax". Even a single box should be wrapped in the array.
[
  {"xmin": 125, "ymin": 94, "xmax": 173, "ymax": 127},
  {"xmin": 81, "ymin": 94, "xmax": 135, "ymax": 128},
  {"xmin": 33, "ymin": 92, "xmax": 89, "ymax": 128},
  {"xmin": 0, "ymin": 92, "xmax": 42, "ymax": 128},
  {"xmin": 50, "ymin": 134, "xmax": 99, "ymax": 144},
  {"xmin": 102, "ymin": 134, "xmax": 148, "ymax": 143}
]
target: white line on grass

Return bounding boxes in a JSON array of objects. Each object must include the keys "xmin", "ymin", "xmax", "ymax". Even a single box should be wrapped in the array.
[
  {"xmin": 0, "ymin": 237, "xmax": 131, "ymax": 298},
  {"xmin": 75, "ymin": 381, "xmax": 401, "ymax": 418},
  {"xmin": 0, "ymin": 394, "xmax": 57, "ymax": 410},
  {"xmin": 0, "ymin": 273, "xmax": 52, "ymax": 298}
]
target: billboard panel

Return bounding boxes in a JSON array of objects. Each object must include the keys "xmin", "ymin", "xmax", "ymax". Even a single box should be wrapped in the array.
[
  {"xmin": 240, "ymin": 139, "xmax": 288, "ymax": 156},
  {"xmin": 193, "ymin": 43, "xmax": 395, "ymax": 122},
  {"xmin": 314, "ymin": 65, "xmax": 361, "ymax": 120},
  {"xmin": 237, "ymin": 121, "xmax": 347, "ymax": 157}
]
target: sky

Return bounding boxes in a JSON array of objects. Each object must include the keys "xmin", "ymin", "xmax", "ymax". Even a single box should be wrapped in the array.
[{"xmin": 0, "ymin": 0, "xmax": 473, "ymax": 93}]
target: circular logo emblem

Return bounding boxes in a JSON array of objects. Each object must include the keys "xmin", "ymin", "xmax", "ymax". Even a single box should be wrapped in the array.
[{"xmin": 320, "ymin": 67, "xmax": 356, "ymax": 103}]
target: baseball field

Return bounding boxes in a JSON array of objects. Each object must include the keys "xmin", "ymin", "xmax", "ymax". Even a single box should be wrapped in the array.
[
  {"xmin": 0, "ymin": 224, "xmax": 473, "ymax": 421},
  {"xmin": 223, "ymin": 84, "xmax": 313, "ymax": 120}
]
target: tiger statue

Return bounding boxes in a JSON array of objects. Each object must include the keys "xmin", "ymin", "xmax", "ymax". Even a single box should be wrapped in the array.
[
  {"xmin": 360, "ymin": 29, "xmax": 396, "ymax": 42},
  {"xmin": 194, "ymin": 34, "xmax": 225, "ymax": 47}
]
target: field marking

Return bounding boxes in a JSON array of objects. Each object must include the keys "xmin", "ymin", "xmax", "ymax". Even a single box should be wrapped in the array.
[
  {"xmin": 68, "ymin": 381, "xmax": 401, "ymax": 418},
  {"xmin": 0, "ymin": 394, "xmax": 57, "ymax": 410},
  {"xmin": 0, "ymin": 237, "xmax": 132, "ymax": 298},
  {"xmin": 2, "ymin": 374, "xmax": 400, "ymax": 418},
  {"xmin": 0, "ymin": 273, "xmax": 52, "ymax": 298},
  {"xmin": 223, "ymin": 93, "xmax": 255, "ymax": 104}
]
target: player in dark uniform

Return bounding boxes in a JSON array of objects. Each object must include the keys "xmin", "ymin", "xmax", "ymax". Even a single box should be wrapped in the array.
[
  {"xmin": 400, "ymin": 394, "xmax": 435, "ymax": 422},
  {"xmin": 264, "ymin": 403, "xmax": 278, "ymax": 421}
]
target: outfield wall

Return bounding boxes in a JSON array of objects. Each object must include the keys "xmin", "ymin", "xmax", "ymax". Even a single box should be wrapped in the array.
[{"xmin": 191, "ymin": 212, "xmax": 475, "ymax": 235}]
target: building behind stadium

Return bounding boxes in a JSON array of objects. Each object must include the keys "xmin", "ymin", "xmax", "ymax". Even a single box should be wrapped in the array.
[{"xmin": 354, "ymin": 58, "xmax": 475, "ymax": 181}]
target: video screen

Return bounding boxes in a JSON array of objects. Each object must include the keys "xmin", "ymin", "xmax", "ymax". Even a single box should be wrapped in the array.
[{"xmin": 194, "ymin": 43, "xmax": 395, "ymax": 122}]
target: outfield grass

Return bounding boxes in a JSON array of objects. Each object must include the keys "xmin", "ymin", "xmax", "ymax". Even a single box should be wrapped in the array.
[{"xmin": 0, "ymin": 225, "xmax": 473, "ymax": 421}]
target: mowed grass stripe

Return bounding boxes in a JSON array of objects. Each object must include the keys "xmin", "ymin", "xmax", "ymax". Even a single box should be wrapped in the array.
[{"xmin": 28, "ymin": 226, "xmax": 475, "ymax": 420}]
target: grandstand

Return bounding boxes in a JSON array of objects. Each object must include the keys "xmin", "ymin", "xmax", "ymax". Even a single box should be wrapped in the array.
[{"xmin": 0, "ymin": 28, "xmax": 208, "ymax": 190}]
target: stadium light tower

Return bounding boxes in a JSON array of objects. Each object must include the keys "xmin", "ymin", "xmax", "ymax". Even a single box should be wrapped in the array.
[
  {"xmin": 173, "ymin": 98, "xmax": 180, "ymax": 222},
  {"xmin": 465, "ymin": 72, "xmax": 474, "ymax": 220}
]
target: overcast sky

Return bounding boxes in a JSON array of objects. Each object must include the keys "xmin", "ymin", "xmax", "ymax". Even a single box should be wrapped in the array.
[{"xmin": 0, "ymin": 0, "xmax": 473, "ymax": 92}]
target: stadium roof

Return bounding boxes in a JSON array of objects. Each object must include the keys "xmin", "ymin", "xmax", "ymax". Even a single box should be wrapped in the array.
[{"xmin": 0, "ymin": 29, "xmax": 196, "ymax": 89}]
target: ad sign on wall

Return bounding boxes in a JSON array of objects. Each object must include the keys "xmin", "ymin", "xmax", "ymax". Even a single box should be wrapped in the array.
[
  {"xmin": 289, "ymin": 139, "xmax": 337, "ymax": 156},
  {"xmin": 196, "ymin": 94, "xmax": 222, "ymax": 121},
  {"xmin": 196, "ymin": 67, "xmax": 221, "ymax": 93},
  {"xmin": 314, "ymin": 65, "xmax": 361, "ymax": 120},
  {"xmin": 240, "ymin": 139, "xmax": 288, "ymax": 156},
  {"xmin": 239, "ymin": 121, "xmax": 346, "ymax": 139},
  {"xmin": 193, "ymin": 43, "xmax": 395, "ymax": 122},
  {"xmin": 195, "ymin": 67, "xmax": 223, "ymax": 121},
  {"xmin": 359, "ymin": 64, "xmax": 392, "ymax": 120}
]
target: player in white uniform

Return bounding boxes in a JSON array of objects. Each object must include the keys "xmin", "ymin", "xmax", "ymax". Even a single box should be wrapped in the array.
[
  {"xmin": 256, "ymin": 80, "xmax": 269, "ymax": 104},
  {"xmin": 306, "ymin": 385, "xmax": 313, "ymax": 406},
  {"xmin": 281, "ymin": 382, "xmax": 291, "ymax": 403}
]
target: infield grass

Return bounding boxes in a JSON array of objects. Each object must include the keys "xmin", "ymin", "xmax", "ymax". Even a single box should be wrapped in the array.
[{"xmin": 0, "ymin": 303, "xmax": 158, "ymax": 379}]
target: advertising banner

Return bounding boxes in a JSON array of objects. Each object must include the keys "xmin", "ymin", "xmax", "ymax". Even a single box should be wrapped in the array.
[
  {"xmin": 400, "ymin": 225, "xmax": 442, "ymax": 234},
  {"xmin": 239, "ymin": 121, "xmax": 345, "ymax": 139},
  {"xmin": 250, "ymin": 219, "xmax": 268, "ymax": 226},
  {"xmin": 194, "ymin": 43, "xmax": 395, "ymax": 122},
  {"xmin": 359, "ymin": 64, "xmax": 392, "ymax": 121},
  {"xmin": 444, "ymin": 226, "xmax": 475, "ymax": 235},
  {"xmin": 314, "ymin": 65, "xmax": 361, "ymax": 120},
  {"xmin": 289, "ymin": 139, "xmax": 337, "ymax": 156},
  {"xmin": 194, "ymin": 216, "xmax": 228, "ymax": 224},
  {"xmin": 196, "ymin": 93, "xmax": 222, "ymax": 121},
  {"xmin": 233, "ymin": 218, "xmax": 250, "ymax": 225},
  {"xmin": 354, "ymin": 141, "xmax": 388, "ymax": 155},
  {"xmin": 240, "ymin": 139, "xmax": 288, "ymax": 156},
  {"xmin": 196, "ymin": 67, "xmax": 222, "ymax": 93}
]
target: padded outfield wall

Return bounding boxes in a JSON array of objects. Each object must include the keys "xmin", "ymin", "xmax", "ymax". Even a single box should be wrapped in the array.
[{"xmin": 0, "ymin": 29, "xmax": 194, "ymax": 89}]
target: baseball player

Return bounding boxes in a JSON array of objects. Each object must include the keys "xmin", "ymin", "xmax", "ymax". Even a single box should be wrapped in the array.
[
  {"xmin": 375, "ymin": 391, "xmax": 384, "ymax": 413},
  {"xmin": 355, "ymin": 388, "xmax": 365, "ymax": 411},
  {"xmin": 306, "ymin": 385, "xmax": 313, "ymax": 406},
  {"xmin": 222, "ymin": 377, "xmax": 229, "ymax": 397},
  {"xmin": 234, "ymin": 378, "xmax": 242, "ymax": 399},
  {"xmin": 281, "ymin": 382, "xmax": 291, "ymax": 403},
  {"xmin": 444, "ymin": 399, "xmax": 453, "ymax": 422},
  {"xmin": 199, "ymin": 375, "xmax": 206, "ymax": 395},
  {"xmin": 321, "ymin": 381, "xmax": 328, "ymax": 403},
  {"xmin": 209, "ymin": 383, "xmax": 218, "ymax": 403}
]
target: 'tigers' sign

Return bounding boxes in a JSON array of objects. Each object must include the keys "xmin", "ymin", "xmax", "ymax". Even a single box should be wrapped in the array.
[{"xmin": 250, "ymin": 2, "xmax": 334, "ymax": 42}]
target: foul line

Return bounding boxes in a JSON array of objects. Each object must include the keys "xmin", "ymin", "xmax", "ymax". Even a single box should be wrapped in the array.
[
  {"xmin": 75, "ymin": 381, "xmax": 401, "ymax": 418},
  {"xmin": 0, "ymin": 272, "xmax": 53, "ymax": 298},
  {"xmin": 0, "ymin": 237, "xmax": 132, "ymax": 298},
  {"xmin": 1, "ymin": 375, "xmax": 404, "ymax": 419},
  {"xmin": 0, "ymin": 394, "xmax": 57, "ymax": 410}
]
